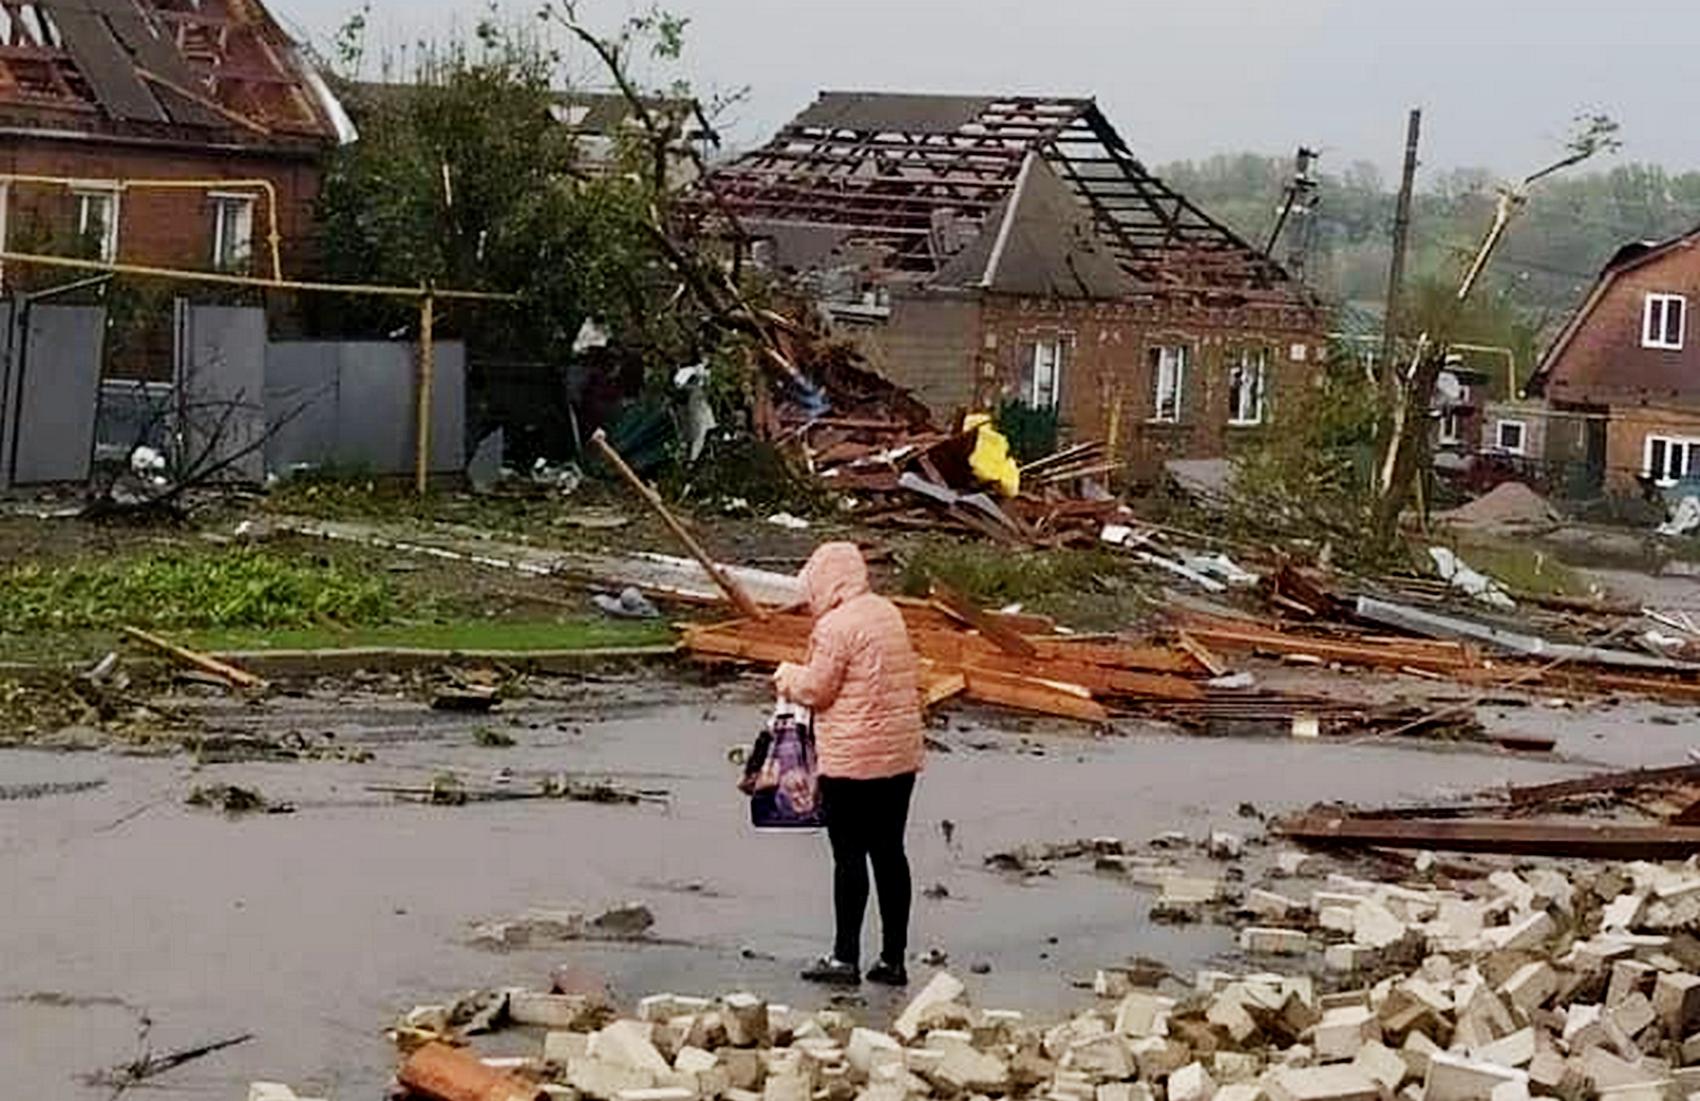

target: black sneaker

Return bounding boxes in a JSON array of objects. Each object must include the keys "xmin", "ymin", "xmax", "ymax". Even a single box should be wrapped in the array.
[
  {"xmin": 866, "ymin": 958, "xmax": 909, "ymax": 986},
  {"xmin": 800, "ymin": 956, "xmax": 860, "ymax": 986}
]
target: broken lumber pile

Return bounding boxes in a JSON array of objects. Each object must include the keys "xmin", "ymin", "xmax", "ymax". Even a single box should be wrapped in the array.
[
  {"xmin": 798, "ymin": 411, "xmax": 1124, "ymax": 549},
  {"xmin": 382, "ymin": 853, "xmax": 1700, "ymax": 1101},
  {"xmin": 1278, "ymin": 758, "xmax": 1700, "ymax": 859},
  {"xmin": 682, "ymin": 593, "xmax": 1498, "ymax": 742},
  {"xmin": 1170, "ymin": 604, "xmax": 1700, "ymax": 707},
  {"xmin": 681, "ymin": 599, "xmax": 1207, "ymax": 726}
]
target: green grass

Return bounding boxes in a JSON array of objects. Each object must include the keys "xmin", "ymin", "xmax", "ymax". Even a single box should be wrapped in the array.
[
  {"xmin": 0, "ymin": 549, "xmax": 397, "ymax": 633},
  {"xmin": 1442, "ymin": 538, "xmax": 1588, "ymax": 599},
  {"xmin": 181, "ymin": 618, "xmax": 675, "ymax": 653}
]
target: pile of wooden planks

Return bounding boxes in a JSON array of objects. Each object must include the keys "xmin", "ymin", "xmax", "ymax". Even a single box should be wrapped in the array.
[
  {"xmin": 1278, "ymin": 760, "xmax": 1700, "ymax": 859},
  {"xmin": 682, "ymin": 587, "xmax": 1212, "ymax": 726},
  {"xmin": 1172, "ymin": 605, "xmax": 1700, "ymax": 705},
  {"xmin": 682, "ymin": 587, "xmax": 1508, "ymax": 740}
]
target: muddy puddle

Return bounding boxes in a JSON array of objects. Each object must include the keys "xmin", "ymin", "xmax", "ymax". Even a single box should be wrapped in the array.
[{"xmin": 0, "ymin": 673, "xmax": 1688, "ymax": 1099}]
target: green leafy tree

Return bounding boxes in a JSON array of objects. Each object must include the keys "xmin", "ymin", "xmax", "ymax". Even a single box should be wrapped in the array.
[{"xmin": 312, "ymin": 12, "xmax": 744, "ymax": 447}]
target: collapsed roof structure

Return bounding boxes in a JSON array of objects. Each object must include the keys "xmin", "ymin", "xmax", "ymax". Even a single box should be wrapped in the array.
[
  {"xmin": 705, "ymin": 91, "xmax": 1294, "ymax": 300},
  {"xmin": 0, "ymin": 0, "xmax": 352, "ymax": 147}
]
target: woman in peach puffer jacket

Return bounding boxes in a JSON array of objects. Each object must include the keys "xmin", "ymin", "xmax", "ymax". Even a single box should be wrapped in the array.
[{"xmin": 775, "ymin": 542, "xmax": 923, "ymax": 987}]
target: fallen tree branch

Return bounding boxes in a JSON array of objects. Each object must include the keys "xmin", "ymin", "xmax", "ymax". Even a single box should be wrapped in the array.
[{"xmin": 85, "ymin": 1032, "xmax": 254, "ymax": 1093}]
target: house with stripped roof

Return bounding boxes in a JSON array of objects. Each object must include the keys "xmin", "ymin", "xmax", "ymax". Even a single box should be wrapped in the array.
[
  {"xmin": 706, "ymin": 91, "xmax": 1327, "ymax": 479},
  {"xmin": 1523, "ymin": 228, "xmax": 1700, "ymax": 498},
  {"xmin": 0, "ymin": 0, "xmax": 352, "ymax": 282}
]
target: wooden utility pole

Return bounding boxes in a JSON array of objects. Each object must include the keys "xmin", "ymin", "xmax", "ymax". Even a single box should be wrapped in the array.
[
  {"xmin": 1380, "ymin": 109, "xmax": 1422, "ymax": 374},
  {"xmin": 415, "ymin": 293, "xmax": 435, "ymax": 495}
]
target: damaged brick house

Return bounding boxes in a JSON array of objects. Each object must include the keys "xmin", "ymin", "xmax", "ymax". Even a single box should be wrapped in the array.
[
  {"xmin": 0, "ymin": 0, "xmax": 351, "ymax": 283},
  {"xmin": 1525, "ymin": 228, "xmax": 1700, "ymax": 496},
  {"xmin": 705, "ymin": 92, "xmax": 1326, "ymax": 479}
]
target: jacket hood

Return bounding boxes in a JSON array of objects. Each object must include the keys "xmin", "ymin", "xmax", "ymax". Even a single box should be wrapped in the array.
[{"xmin": 799, "ymin": 542, "xmax": 871, "ymax": 617}]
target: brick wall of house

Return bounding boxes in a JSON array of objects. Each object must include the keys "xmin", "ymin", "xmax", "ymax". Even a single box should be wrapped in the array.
[
  {"xmin": 845, "ymin": 287, "xmax": 981, "ymax": 421},
  {"xmin": 1543, "ymin": 242, "xmax": 1700, "ymax": 408},
  {"xmin": 975, "ymin": 295, "xmax": 1325, "ymax": 481},
  {"xmin": 0, "ymin": 137, "xmax": 323, "ymax": 278},
  {"xmin": 1604, "ymin": 404, "xmax": 1700, "ymax": 491}
]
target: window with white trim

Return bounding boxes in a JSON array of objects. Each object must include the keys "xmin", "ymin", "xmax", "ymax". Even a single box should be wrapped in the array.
[
  {"xmin": 211, "ymin": 194, "xmax": 255, "ymax": 271},
  {"xmin": 1643, "ymin": 293, "xmax": 1686, "ymax": 350},
  {"xmin": 1024, "ymin": 335, "xmax": 1069, "ymax": 409},
  {"xmin": 73, "ymin": 187, "xmax": 117, "ymax": 262},
  {"xmin": 1439, "ymin": 409, "xmax": 1463, "ymax": 446},
  {"xmin": 1495, "ymin": 419, "xmax": 1528, "ymax": 456},
  {"xmin": 1645, "ymin": 435, "xmax": 1700, "ymax": 486},
  {"xmin": 1150, "ymin": 345, "xmax": 1186, "ymax": 423},
  {"xmin": 1227, "ymin": 347, "xmax": 1268, "ymax": 426}
]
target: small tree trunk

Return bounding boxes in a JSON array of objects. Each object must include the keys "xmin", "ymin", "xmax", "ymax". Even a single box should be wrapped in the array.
[{"xmin": 1369, "ymin": 347, "xmax": 1445, "ymax": 554}]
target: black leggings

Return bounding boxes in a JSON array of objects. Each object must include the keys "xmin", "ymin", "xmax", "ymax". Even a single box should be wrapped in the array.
[{"xmin": 820, "ymin": 772, "xmax": 916, "ymax": 967}]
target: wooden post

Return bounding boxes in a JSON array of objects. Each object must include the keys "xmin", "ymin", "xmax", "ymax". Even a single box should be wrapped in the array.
[
  {"xmin": 590, "ymin": 428, "xmax": 768, "ymax": 620},
  {"xmin": 415, "ymin": 293, "xmax": 435, "ymax": 496},
  {"xmin": 1379, "ymin": 109, "xmax": 1421, "ymax": 376}
]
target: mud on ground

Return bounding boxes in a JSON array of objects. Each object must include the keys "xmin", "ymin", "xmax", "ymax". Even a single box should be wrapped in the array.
[{"xmin": 2, "ymin": 663, "xmax": 1697, "ymax": 1101}]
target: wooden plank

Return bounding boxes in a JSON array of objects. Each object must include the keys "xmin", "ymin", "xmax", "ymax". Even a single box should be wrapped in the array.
[
  {"xmin": 1182, "ymin": 624, "xmax": 1477, "ymax": 674},
  {"xmin": 921, "ymin": 670, "xmax": 967, "ymax": 708},
  {"xmin": 1176, "ymin": 630, "xmax": 1227, "ymax": 677},
  {"xmin": 1529, "ymin": 668, "xmax": 1700, "ymax": 703},
  {"xmin": 1507, "ymin": 762, "xmax": 1700, "ymax": 806},
  {"xmin": 959, "ymin": 667, "xmax": 1108, "ymax": 724},
  {"xmin": 1030, "ymin": 637, "xmax": 1202, "ymax": 676},
  {"xmin": 962, "ymin": 652, "xmax": 1202, "ymax": 701},
  {"xmin": 928, "ymin": 580, "xmax": 1038, "ymax": 658},
  {"xmin": 591, "ymin": 429, "xmax": 766, "ymax": 620},
  {"xmin": 1277, "ymin": 813, "xmax": 1700, "ymax": 860},
  {"xmin": 121, "ymin": 626, "xmax": 267, "ymax": 689},
  {"xmin": 680, "ymin": 627, "xmax": 803, "ymax": 666},
  {"xmin": 895, "ymin": 598, "xmax": 1056, "ymax": 637}
]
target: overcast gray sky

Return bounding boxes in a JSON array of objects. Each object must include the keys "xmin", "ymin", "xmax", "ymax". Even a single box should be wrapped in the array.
[{"xmin": 274, "ymin": 0, "xmax": 1700, "ymax": 181}]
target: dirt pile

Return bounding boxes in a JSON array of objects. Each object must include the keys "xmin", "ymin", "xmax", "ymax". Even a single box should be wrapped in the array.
[{"xmin": 1436, "ymin": 482, "xmax": 1561, "ymax": 533}]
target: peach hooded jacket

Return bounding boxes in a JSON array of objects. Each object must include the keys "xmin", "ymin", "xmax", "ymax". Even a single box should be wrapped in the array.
[{"xmin": 774, "ymin": 542, "xmax": 923, "ymax": 780}]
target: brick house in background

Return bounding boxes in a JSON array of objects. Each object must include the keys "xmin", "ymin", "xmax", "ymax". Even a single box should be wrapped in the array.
[
  {"xmin": 705, "ymin": 92, "xmax": 1326, "ymax": 481},
  {"xmin": 0, "ymin": 0, "xmax": 351, "ymax": 284},
  {"xmin": 1526, "ymin": 229, "xmax": 1700, "ymax": 497}
]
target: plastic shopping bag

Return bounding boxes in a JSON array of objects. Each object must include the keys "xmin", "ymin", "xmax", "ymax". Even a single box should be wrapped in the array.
[{"xmin": 740, "ymin": 703, "xmax": 824, "ymax": 830}]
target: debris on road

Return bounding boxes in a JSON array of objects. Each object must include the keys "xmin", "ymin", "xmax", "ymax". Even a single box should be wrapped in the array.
[
  {"xmin": 82, "ymin": 1032, "xmax": 254, "ymax": 1091},
  {"xmin": 384, "ymin": 847, "xmax": 1700, "ymax": 1101},
  {"xmin": 1278, "ymin": 757, "xmax": 1700, "ymax": 859},
  {"xmin": 369, "ymin": 774, "xmax": 664, "ymax": 808},
  {"xmin": 185, "ymin": 783, "xmax": 288, "ymax": 815},
  {"xmin": 469, "ymin": 903, "xmax": 656, "ymax": 950}
]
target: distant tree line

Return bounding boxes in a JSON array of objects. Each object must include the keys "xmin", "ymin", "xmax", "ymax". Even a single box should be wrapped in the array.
[{"xmin": 1160, "ymin": 153, "xmax": 1700, "ymax": 333}]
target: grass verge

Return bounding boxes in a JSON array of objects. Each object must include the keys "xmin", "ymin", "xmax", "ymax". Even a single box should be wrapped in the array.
[
  {"xmin": 1445, "ymin": 538, "xmax": 1588, "ymax": 599},
  {"xmin": 182, "ymin": 618, "xmax": 675, "ymax": 653}
]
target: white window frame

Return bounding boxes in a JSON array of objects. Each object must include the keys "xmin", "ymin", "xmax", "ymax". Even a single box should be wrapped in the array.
[
  {"xmin": 72, "ymin": 184, "xmax": 119, "ymax": 262},
  {"xmin": 1644, "ymin": 434, "xmax": 1700, "ymax": 487},
  {"xmin": 1227, "ymin": 347, "xmax": 1268, "ymax": 427},
  {"xmin": 1643, "ymin": 293, "xmax": 1687, "ymax": 351},
  {"xmin": 1150, "ymin": 344, "xmax": 1186, "ymax": 423},
  {"xmin": 1027, "ymin": 336, "xmax": 1065, "ymax": 410},
  {"xmin": 1439, "ymin": 409, "xmax": 1463, "ymax": 446},
  {"xmin": 210, "ymin": 191, "xmax": 256, "ymax": 271},
  {"xmin": 1495, "ymin": 418, "xmax": 1528, "ymax": 456}
]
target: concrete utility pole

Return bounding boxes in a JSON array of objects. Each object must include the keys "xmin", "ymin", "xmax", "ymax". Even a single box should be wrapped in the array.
[
  {"xmin": 1379, "ymin": 108, "xmax": 1422, "ymax": 375},
  {"xmin": 1264, "ymin": 146, "xmax": 1320, "ymax": 282}
]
